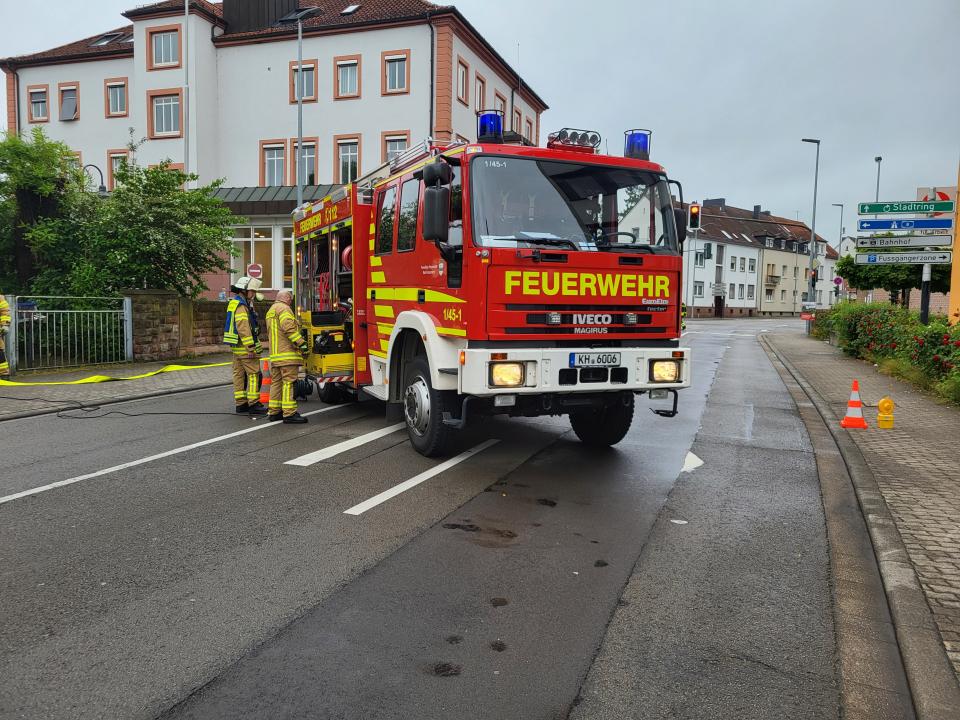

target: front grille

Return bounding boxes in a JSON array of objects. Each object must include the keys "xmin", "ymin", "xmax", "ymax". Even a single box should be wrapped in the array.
[
  {"xmin": 526, "ymin": 312, "xmax": 653, "ymax": 325},
  {"xmin": 504, "ymin": 326, "xmax": 662, "ymax": 335}
]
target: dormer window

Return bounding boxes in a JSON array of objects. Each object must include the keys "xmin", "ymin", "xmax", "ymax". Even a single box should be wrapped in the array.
[
  {"xmin": 91, "ymin": 33, "xmax": 122, "ymax": 46},
  {"xmin": 341, "ymin": 4, "xmax": 361, "ymax": 15}
]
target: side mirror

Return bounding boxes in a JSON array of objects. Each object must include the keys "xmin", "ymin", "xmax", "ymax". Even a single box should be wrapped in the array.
[
  {"xmin": 423, "ymin": 158, "xmax": 452, "ymax": 186},
  {"xmin": 674, "ymin": 207, "xmax": 688, "ymax": 248},
  {"xmin": 423, "ymin": 185, "xmax": 450, "ymax": 248}
]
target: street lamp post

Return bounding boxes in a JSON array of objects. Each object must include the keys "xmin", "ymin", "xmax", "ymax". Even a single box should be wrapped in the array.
[
  {"xmin": 874, "ymin": 156, "xmax": 882, "ymax": 202},
  {"xmin": 832, "ymin": 203, "xmax": 843, "ymax": 304},
  {"xmin": 278, "ymin": 8, "xmax": 322, "ymax": 210},
  {"xmin": 82, "ymin": 164, "xmax": 109, "ymax": 198},
  {"xmin": 802, "ymin": 139, "xmax": 820, "ymax": 327}
]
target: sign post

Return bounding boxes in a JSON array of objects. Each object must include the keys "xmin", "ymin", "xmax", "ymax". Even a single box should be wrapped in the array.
[{"xmin": 951, "ymin": 171, "xmax": 960, "ymax": 325}]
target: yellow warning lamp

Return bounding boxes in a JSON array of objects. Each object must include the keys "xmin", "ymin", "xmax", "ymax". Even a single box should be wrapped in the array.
[{"xmin": 877, "ymin": 396, "xmax": 894, "ymax": 429}]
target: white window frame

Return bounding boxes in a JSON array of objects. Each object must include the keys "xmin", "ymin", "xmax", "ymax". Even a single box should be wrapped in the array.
[
  {"xmin": 739, "ymin": 257, "xmax": 746, "ymax": 272},
  {"xmin": 457, "ymin": 61, "xmax": 468, "ymax": 103},
  {"xmin": 263, "ymin": 144, "xmax": 285, "ymax": 187},
  {"xmin": 294, "ymin": 142, "xmax": 316, "ymax": 185},
  {"xmin": 293, "ymin": 64, "xmax": 316, "ymax": 101},
  {"xmin": 748, "ymin": 258, "xmax": 756, "ymax": 273},
  {"xmin": 107, "ymin": 82, "xmax": 126, "ymax": 116},
  {"xmin": 738, "ymin": 284, "xmax": 745, "ymax": 299},
  {"xmin": 694, "ymin": 251, "xmax": 704, "ymax": 268},
  {"xmin": 29, "ymin": 89, "xmax": 48, "ymax": 120},
  {"xmin": 152, "ymin": 94, "xmax": 180, "ymax": 136},
  {"xmin": 385, "ymin": 135, "xmax": 408, "ymax": 163},
  {"xmin": 151, "ymin": 30, "xmax": 179, "ymax": 68},
  {"xmin": 747, "ymin": 285, "xmax": 755, "ymax": 300},
  {"xmin": 765, "ymin": 288, "xmax": 774, "ymax": 301},
  {"xmin": 693, "ymin": 281, "xmax": 704, "ymax": 298},
  {"xmin": 385, "ymin": 55, "xmax": 407, "ymax": 93},
  {"xmin": 338, "ymin": 139, "xmax": 359, "ymax": 183},
  {"xmin": 338, "ymin": 60, "xmax": 359, "ymax": 97},
  {"xmin": 729, "ymin": 255, "xmax": 736, "ymax": 270}
]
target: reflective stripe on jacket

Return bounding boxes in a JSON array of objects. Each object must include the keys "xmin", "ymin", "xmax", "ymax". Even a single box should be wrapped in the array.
[
  {"xmin": 267, "ymin": 301, "xmax": 306, "ymax": 366},
  {"xmin": 224, "ymin": 296, "xmax": 259, "ymax": 355}
]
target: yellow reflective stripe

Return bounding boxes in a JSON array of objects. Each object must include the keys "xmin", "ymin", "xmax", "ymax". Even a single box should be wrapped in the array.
[
  {"xmin": 376, "ymin": 322, "xmax": 395, "ymax": 336},
  {"xmin": 373, "ymin": 305, "xmax": 394, "ymax": 319},
  {"xmin": 270, "ymin": 353, "xmax": 302, "ymax": 361},
  {"xmin": 365, "ymin": 287, "xmax": 464, "ymax": 304},
  {"xmin": 371, "ymin": 271, "xmax": 386, "ymax": 284},
  {"xmin": 436, "ymin": 327, "xmax": 467, "ymax": 337},
  {"xmin": 369, "ymin": 349, "xmax": 387, "ymax": 359},
  {"xmin": 370, "ymin": 256, "xmax": 383, "ymax": 267},
  {"xmin": 379, "ymin": 339, "xmax": 390, "ymax": 351}
]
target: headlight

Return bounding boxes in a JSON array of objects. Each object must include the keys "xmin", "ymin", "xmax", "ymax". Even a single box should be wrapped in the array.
[
  {"xmin": 489, "ymin": 362, "xmax": 524, "ymax": 387},
  {"xmin": 650, "ymin": 360, "xmax": 680, "ymax": 383}
]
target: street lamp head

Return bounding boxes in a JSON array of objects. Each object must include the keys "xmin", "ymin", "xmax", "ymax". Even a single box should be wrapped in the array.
[
  {"xmin": 832, "ymin": 203, "xmax": 843, "ymax": 208},
  {"xmin": 97, "ymin": 184, "xmax": 109, "ymax": 198},
  {"xmin": 277, "ymin": 7, "xmax": 322, "ymax": 24},
  {"xmin": 801, "ymin": 138, "xmax": 820, "ymax": 144},
  {"xmin": 875, "ymin": 156, "xmax": 882, "ymax": 163}
]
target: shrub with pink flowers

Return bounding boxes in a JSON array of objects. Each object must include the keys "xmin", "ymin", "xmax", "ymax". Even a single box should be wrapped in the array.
[{"xmin": 812, "ymin": 302, "xmax": 960, "ymax": 404}]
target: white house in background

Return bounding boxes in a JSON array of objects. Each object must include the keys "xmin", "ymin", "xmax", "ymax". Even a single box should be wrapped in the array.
[
  {"xmin": 1, "ymin": 0, "xmax": 547, "ymax": 294},
  {"xmin": 681, "ymin": 199, "xmax": 837, "ymax": 317}
]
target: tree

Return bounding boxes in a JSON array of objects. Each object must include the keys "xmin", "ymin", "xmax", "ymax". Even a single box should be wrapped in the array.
[
  {"xmin": 3, "ymin": 127, "xmax": 241, "ymax": 298},
  {"xmin": 0, "ymin": 128, "xmax": 79, "ymax": 291}
]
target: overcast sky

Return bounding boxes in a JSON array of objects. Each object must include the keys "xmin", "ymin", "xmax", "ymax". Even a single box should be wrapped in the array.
[{"xmin": 2, "ymin": 0, "xmax": 957, "ymax": 244}]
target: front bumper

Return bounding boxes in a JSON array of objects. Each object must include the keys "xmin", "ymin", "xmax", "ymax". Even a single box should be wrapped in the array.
[{"xmin": 458, "ymin": 346, "xmax": 691, "ymax": 396}]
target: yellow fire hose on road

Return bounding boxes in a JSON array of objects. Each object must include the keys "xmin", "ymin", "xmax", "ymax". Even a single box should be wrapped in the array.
[{"xmin": 0, "ymin": 361, "xmax": 230, "ymax": 387}]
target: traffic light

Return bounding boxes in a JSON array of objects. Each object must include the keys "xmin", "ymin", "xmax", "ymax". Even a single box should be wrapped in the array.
[{"xmin": 688, "ymin": 202, "xmax": 702, "ymax": 230}]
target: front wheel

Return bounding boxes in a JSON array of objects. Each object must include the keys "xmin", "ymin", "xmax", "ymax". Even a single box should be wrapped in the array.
[
  {"xmin": 569, "ymin": 394, "xmax": 635, "ymax": 447},
  {"xmin": 402, "ymin": 356, "xmax": 456, "ymax": 457}
]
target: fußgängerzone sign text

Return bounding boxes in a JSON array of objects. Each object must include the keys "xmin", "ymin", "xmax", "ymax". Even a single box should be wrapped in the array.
[
  {"xmin": 855, "ymin": 251, "xmax": 952, "ymax": 265},
  {"xmin": 856, "ymin": 235, "xmax": 954, "ymax": 249},
  {"xmin": 858, "ymin": 200, "xmax": 955, "ymax": 215}
]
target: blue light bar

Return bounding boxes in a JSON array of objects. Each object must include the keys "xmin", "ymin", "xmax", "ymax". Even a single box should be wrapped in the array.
[
  {"xmin": 624, "ymin": 129, "xmax": 652, "ymax": 160},
  {"xmin": 477, "ymin": 110, "xmax": 504, "ymax": 143}
]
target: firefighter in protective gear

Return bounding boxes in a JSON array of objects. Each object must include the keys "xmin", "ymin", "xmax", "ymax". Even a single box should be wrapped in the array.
[
  {"xmin": 224, "ymin": 277, "xmax": 267, "ymax": 415},
  {"xmin": 0, "ymin": 294, "xmax": 10, "ymax": 377},
  {"xmin": 266, "ymin": 290, "xmax": 309, "ymax": 424}
]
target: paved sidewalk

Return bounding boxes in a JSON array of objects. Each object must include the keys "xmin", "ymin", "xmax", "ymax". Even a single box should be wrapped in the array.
[
  {"xmin": 768, "ymin": 332, "xmax": 960, "ymax": 682},
  {"xmin": 0, "ymin": 355, "xmax": 233, "ymax": 421}
]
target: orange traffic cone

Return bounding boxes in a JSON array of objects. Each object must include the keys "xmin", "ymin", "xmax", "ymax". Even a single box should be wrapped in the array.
[
  {"xmin": 840, "ymin": 379, "xmax": 869, "ymax": 429},
  {"xmin": 259, "ymin": 358, "xmax": 271, "ymax": 405}
]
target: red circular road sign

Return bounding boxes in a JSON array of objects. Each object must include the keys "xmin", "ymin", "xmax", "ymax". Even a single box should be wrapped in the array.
[{"xmin": 246, "ymin": 263, "xmax": 263, "ymax": 279}]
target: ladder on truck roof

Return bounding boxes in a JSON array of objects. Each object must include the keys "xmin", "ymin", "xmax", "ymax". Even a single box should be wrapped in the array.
[{"xmin": 355, "ymin": 137, "xmax": 468, "ymax": 191}]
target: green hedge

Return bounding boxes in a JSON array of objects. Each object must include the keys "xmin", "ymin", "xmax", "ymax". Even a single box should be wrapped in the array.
[{"xmin": 812, "ymin": 302, "xmax": 960, "ymax": 404}]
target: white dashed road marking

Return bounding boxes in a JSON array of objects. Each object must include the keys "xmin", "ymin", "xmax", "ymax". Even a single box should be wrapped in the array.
[
  {"xmin": 0, "ymin": 405, "xmax": 347, "ymax": 506},
  {"xmin": 285, "ymin": 422, "xmax": 406, "ymax": 467},
  {"xmin": 343, "ymin": 439, "xmax": 500, "ymax": 515}
]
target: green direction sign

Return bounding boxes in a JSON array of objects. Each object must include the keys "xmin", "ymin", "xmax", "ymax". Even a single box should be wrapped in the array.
[{"xmin": 858, "ymin": 200, "xmax": 955, "ymax": 215}]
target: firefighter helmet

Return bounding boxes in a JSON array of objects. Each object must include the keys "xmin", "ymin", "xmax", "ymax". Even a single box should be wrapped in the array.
[{"xmin": 231, "ymin": 276, "xmax": 263, "ymax": 293}]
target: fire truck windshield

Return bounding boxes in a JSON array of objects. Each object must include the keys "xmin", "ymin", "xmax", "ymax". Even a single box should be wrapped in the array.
[{"xmin": 469, "ymin": 156, "xmax": 679, "ymax": 253}]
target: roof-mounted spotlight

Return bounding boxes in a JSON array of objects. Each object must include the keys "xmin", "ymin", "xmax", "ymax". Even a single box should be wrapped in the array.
[
  {"xmin": 547, "ymin": 128, "xmax": 601, "ymax": 153},
  {"xmin": 624, "ymin": 129, "xmax": 652, "ymax": 160}
]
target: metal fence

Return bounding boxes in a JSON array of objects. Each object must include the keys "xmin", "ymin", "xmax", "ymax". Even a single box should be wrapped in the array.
[{"xmin": 8, "ymin": 296, "xmax": 133, "ymax": 372}]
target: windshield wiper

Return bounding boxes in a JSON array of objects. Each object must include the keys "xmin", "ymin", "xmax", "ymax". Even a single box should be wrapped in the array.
[
  {"xmin": 597, "ymin": 243, "xmax": 655, "ymax": 253},
  {"xmin": 503, "ymin": 235, "xmax": 580, "ymax": 250}
]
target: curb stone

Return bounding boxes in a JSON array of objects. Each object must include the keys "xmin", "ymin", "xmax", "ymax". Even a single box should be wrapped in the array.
[{"xmin": 762, "ymin": 335, "xmax": 960, "ymax": 720}]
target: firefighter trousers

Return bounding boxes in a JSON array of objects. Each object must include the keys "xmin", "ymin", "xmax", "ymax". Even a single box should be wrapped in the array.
[
  {"xmin": 232, "ymin": 356, "xmax": 260, "ymax": 406},
  {"xmin": 0, "ymin": 333, "xmax": 8, "ymax": 376},
  {"xmin": 269, "ymin": 364, "xmax": 301, "ymax": 417}
]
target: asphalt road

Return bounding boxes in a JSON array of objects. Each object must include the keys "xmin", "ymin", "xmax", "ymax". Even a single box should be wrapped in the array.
[{"xmin": 0, "ymin": 318, "xmax": 839, "ymax": 720}]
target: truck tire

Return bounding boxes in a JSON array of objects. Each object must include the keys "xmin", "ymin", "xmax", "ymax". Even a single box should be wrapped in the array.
[
  {"xmin": 319, "ymin": 381, "xmax": 341, "ymax": 404},
  {"xmin": 402, "ymin": 356, "xmax": 456, "ymax": 457},
  {"xmin": 570, "ymin": 394, "xmax": 635, "ymax": 447}
]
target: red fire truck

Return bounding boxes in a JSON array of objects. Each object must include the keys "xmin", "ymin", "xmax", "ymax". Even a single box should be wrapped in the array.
[{"xmin": 293, "ymin": 116, "xmax": 690, "ymax": 456}]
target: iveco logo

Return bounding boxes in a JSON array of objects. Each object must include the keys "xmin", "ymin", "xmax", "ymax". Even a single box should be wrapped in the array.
[{"xmin": 572, "ymin": 313, "xmax": 613, "ymax": 325}]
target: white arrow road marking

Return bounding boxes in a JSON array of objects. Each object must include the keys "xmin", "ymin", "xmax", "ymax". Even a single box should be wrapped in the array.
[
  {"xmin": 285, "ymin": 422, "xmax": 406, "ymax": 466},
  {"xmin": 0, "ymin": 405, "xmax": 348, "ymax": 506},
  {"xmin": 343, "ymin": 439, "xmax": 501, "ymax": 515},
  {"xmin": 681, "ymin": 452, "xmax": 704, "ymax": 473}
]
